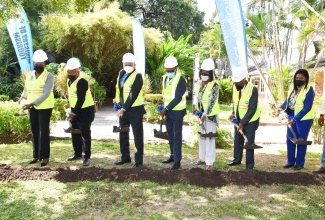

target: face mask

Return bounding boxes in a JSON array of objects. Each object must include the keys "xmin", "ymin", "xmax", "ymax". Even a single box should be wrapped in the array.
[
  {"xmin": 166, "ymin": 72, "xmax": 175, "ymax": 79},
  {"xmin": 201, "ymin": 75, "xmax": 209, "ymax": 81},
  {"xmin": 34, "ymin": 65, "xmax": 44, "ymax": 74},
  {"xmin": 68, "ymin": 75, "xmax": 76, "ymax": 82},
  {"xmin": 295, "ymin": 79, "xmax": 305, "ymax": 87},
  {"xmin": 124, "ymin": 66, "xmax": 134, "ymax": 74},
  {"xmin": 235, "ymin": 84, "xmax": 244, "ymax": 91}
]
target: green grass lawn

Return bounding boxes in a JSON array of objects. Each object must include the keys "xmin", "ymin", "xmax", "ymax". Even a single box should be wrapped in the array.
[{"xmin": 1, "ymin": 140, "xmax": 325, "ymax": 219}]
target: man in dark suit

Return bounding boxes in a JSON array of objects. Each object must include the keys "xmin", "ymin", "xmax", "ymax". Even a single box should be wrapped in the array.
[
  {"xmin": 228, "ymin": 71, "xmax": 260, "ymax": 169},
  {"xmin": 114, "ymin": 53, "xmax": 146, "ymax": 167},
  {"xmin": 160, "ymin": 56, "xmax": 187, "ymax": 170}
]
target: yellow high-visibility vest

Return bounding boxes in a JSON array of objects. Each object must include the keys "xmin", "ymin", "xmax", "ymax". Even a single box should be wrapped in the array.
[
  {"xmin": 233, "ymin": 82, "xmax": 260, "ymax": 122},
  {"xmin": 286, "ymin": 85, "xmax": 314, "ymax": 120},
  {"xmin": 115, "ymin": 70, "xmax": 143, "ymax": 107},
  {"xmin": 68, "ymin": 76, "xmax": 94, "ymax": 108},
  {"xmin": 162, "ymin": 73, "xmax": 186, "ymax": 111},
  {"xmin": 25, "ymin": 70, "xmax": 54, "ymax": 109},
  {"xmin": 196, "ymin": 81, "xmax": 220, "ymax": 116}
]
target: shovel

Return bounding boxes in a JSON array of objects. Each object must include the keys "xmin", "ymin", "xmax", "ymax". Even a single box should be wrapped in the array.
[
  {"xmin": 14, "ymin": 99, "xmax": 28, "ymax": 116},
  {"xmin": 112, "ymin": 115, "xmax": 130, "ymax": 133},
  {"xmin": 198, "ymin": 118, "xmax": 218, "ymax": 138},
  {"xmin": 154, "ymin": 115, "xmax": 169, "ymax": 140},
  {"xmin": 112, "ymin": 105, "xmax": 130, "ymax": 133},
  {"xmin": 233, "ymin": 123, "xmax": 262, "ymax": 149},
  {"xmin": 288, "ymin": 125, "xmax": 312, "ymax": 145}
]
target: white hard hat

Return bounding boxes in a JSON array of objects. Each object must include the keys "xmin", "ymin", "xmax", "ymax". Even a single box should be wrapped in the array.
[
  {"xmin": 33, "ymin": 50, "xmax": 48, "ymax": 62},
  {"xmin": 201, "ymin": 58, "xmax": 215, "ymax": 71},
  {"xmin": 66, "ymin": 58, "xmax": 81, "ymax": 70},
  {"xmin": 164, "ymin": 56, "xmax": 178, "ymax": 68},
  {"xmin": 122, "ymin": 53, "xmax": 135, "ymax": 63},
  {"xmin": 232, "ymin": 68, "xmax": 247, "ymax": 82}
]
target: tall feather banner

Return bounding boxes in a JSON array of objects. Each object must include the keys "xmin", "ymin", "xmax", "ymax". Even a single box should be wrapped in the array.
[
  {"xmin": 6, "ymin": 4, "xmax": 34, "ymax": 71},
  {"xmin": 132, "ymin": 18, "xmax": 146, "ymax": 75},
  {"xmin": 215, "ymin": 0, "xmax": 248, "ymax": 78}
]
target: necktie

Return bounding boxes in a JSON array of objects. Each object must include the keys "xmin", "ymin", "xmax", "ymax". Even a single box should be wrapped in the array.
[
  {"xmin": 239, "ymin": 90, "xmax": 242, "ymax": 99},
  {"xmin": 120, "ymin": 73, "xmax": 128, "ymax": 87}
]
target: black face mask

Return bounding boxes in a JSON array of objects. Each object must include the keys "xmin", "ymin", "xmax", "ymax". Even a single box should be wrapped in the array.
[
  {"xmin": 68, "ymin": 75, "xmax": 76, "ymax": 82},
  {"xmin": 295, "ymin": 80, "xmax": 305, "ymax": 87},
  {"xmin": 235, "ymin": 84, "xmax": 244, "ymax": 91},
  {"xmin": 34, "ymin": 65, "xmax": 44, "ymax": 74}
]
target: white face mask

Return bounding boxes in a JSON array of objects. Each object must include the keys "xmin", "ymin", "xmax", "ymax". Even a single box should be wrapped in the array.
[
  {"xmin": 201, "ymin": 75, "xmax": 209, "ymax": 81},
  {"xmin": 124, "ymin": 66, "xmax": 134, "ymax": 74},
  {"xmin": 166, "ymin": 72, "xmax": 175, "ymax": 79}
]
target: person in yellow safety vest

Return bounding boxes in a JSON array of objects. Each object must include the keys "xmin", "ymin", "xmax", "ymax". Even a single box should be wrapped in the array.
[
  {"xmin": 19, "ymin": 49, "xmax": 54, "ymax": 167},
  {"xmin": 194, "ymin": 58, "xmax": 220, "ymax": 170},
  {"xmin": 114, "ymin": 53, "xmax": 146, "ymax": 167},
  {"xmin": 160, "ymin": 56, "xmax": 187, "ymax": 170},
  {"xmin": 66, "ymin": 58, "xmax": 95, "ymax": 166},
  {"xmin": 278, "ymin": 69, "xmax": 314, "ymax": 170},
  {"xmin": 228, "ymin": 69, "xmax": 260, "ymax": 169}
]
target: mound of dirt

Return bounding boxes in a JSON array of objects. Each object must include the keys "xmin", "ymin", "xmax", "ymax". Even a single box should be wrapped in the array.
[{"xmin": 1, "ymin": 165, "xmax": 325, "ymax": 187}]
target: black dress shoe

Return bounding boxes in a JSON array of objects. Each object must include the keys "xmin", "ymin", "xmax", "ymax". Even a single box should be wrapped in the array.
[
  {"xmin": 40, "ymin": 159, "xmax": 49, "ymax": 167},
  {"xmin": 171, "ymin": 162, "xmax": 181, "ymax": 170},
  {"xmin": 83, "ymin": 158, "xmax": 90, "ymax": 166},
  {"xmin": 28, "ymin": 158, "xmax": 39, "ymax": 164},
  {"xmin": 67, "ymin": 155, "xmax": 82, "ymax": 161},
  {"xmin": 313, "ymin": 167, "xmax": 325, "ymax": 174},
  {"xmin": 293, "ymin": 165, "xmax": 303, "ymax": 170},
  {"xmin": 114, "ymin": 160, "xmax": 131, "ymax": 165},
  {"xmin": 283, "ymin": 164, "xmax": 294, "ymax": 168},
  {"xmin": 133, "ymin": 163, "xmax": 143, "ymax": 168},
  {"xmin": 162, "ymin": 157, "xmax": 174, "ymax": 164},
  {"xmin": 227, "ymin": 161, "xmax": 241, "ymax": 166}
]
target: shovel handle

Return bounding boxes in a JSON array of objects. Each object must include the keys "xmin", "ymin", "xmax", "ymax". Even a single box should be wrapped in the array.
[
  {"xmin": 159, "ymin": 115, "xmax": 163, "ymax": 132},
  {"xmin": 287, "ymin": 125, "xmax": 298, "ymax": 140},
  {"xmin": 233, "ymin": 123, "xmax": 248, "ymax": 142}
]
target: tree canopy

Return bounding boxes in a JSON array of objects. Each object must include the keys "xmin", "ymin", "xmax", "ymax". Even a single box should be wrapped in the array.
[{"xmin": 118, "ymin": 0, "xmax": 205, "ymax": 43}]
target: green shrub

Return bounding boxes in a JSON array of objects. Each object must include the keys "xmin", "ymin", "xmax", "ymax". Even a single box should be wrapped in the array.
[
  {"xmin": 144, "ymin": 94, "xmax": 163, "ymax": 104},
  {"xmin": 144, "ymin": 103, "xmax": 160, "ymax": 123},
  {"xmin": 0, "ymin": 77, "xmax": 23, "ymax": 101},
  {"xmin": 0, "ymin": 101, "xmax": 30, "ymax": 139},
  {"xmin": 218, "ymin": 79, "xmax": 233, "ymax": 104},
  {"xmin": 53, "ymin": 98, "xmax": 68, "ymax": 120},
  {"xmin": 216, "ymin": 127, "xmax": 233, "ymax": 149},
  {"xmin": 0, "ymin": 95, "xmax": 9, "ymax": 101},
  {"xmin": 0, "ymin": 101, "xmax": 63, "ymax": 142}
]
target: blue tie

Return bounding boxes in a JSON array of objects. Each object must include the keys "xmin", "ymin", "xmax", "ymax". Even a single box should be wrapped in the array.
[{"xmin": 120, "ymin": 73, "xmax": 128, "ymax": 87}]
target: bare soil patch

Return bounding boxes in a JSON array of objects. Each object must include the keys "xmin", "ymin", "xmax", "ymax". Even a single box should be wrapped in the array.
[{"xmin": 1, "ymin": 165, "xmax": 325, "ymax": 188}]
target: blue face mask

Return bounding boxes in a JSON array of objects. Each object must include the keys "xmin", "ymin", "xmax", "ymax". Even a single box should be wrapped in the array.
[{"xmin": 166, "ymin": 72, "xmax": 175, "ymax": 79}]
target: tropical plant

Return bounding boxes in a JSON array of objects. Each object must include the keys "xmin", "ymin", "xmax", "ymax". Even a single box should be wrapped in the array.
[
  {"xmin": 147, "ymin": 33, "xmax": 196, "ymax": 93},
  {"xmin": 218, "ymin": 79, "xmax": 233, "ymax": 104}
]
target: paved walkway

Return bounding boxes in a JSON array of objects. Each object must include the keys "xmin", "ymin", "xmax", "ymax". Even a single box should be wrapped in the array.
[{"xmin": 50, "ymin": 103, "xmax": 323, "ymax": 154}]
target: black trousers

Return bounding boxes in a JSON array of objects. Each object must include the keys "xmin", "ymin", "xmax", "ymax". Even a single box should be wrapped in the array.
[
  {"xmin": 233, "ymin": 119, "xmax": 259, "ymax": 169},
  {"xmin": 28, "ymin": 108, "xmax": 52, "ymax": 159},
  {"xmin": 165, "ymin": 109, "xmax": 186, "ymax": 163},
  {"xmin": 119, "ymin": 105, "xmax": 145, "ymax": 164},
  {"xmin": 71, "ymin": 106, "xmax": 95, "ymax": 159}
]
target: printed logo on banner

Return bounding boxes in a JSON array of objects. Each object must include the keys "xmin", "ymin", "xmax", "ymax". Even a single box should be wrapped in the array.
[{"xmin": 6, "ymin": 5, "xmax": 34, "ymax": 71}]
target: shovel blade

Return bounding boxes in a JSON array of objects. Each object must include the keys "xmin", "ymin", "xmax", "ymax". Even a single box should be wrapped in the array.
[
  {"xmin": 154, "ymin": 129, "xmax": 169, "ymax": 140},
  {"xmin": 295, "ymin": 139, "xmax": 312, "ymax": 145},
  {"xmin": 14, "ymin": 112, "xmax": 27, "ymax": 117},
  {"xmin": 63, "ymin": 128, "xmax": 82, "ymax": 134},
  {"xmin": 242, "ymin": 143, "xmax": 263, "ymax": 149},
  {"xmin": 113, "ymin": 126, "xmax": 130, "ymax": 133},
  {"xmin": 200, "ymin": 132, "xmax": 218, "ymax": 138}
]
